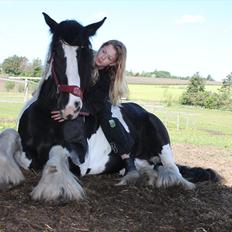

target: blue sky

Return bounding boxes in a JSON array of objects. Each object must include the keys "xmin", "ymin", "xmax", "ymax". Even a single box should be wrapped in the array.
[{"xmin": 0, "ymin": 0, "xmax": 232, "ymax": 81}]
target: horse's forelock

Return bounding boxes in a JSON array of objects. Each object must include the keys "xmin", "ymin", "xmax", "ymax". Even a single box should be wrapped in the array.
[{"xmin": 55, "ymin": 20, "xmax": 88, "ymax": 46}]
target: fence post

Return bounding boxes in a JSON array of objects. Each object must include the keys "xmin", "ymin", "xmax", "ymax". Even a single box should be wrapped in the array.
[
  {"xmin": 176, "ymin": 112, "xmax": 180, "ymax": 130},
  {"xmin": 24, "ymin": 79, "xmax": 29, "ymax": 102}
]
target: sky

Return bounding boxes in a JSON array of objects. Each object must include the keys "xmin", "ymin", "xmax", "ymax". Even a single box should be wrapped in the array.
[{"xmin": 0, "ymin": 0, "xmax": 232, "ymax": 81}]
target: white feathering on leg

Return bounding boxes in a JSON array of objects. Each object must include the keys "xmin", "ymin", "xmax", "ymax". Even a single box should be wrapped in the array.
[
  {"xmin": 0, "ymin": 129, "xmax": 25, "ymax": 188},
  {"xmin": 31, "ymin": 145, "xmax": 85, "ymax": 201},
  {"xmin": 157, "ymin": 144, "xmax": 195, "ymax": 190}
]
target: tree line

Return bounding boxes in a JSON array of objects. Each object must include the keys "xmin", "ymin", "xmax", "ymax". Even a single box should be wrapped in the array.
[
  {"xmin": 0, "ymin": 55, "xmax": 215, "ymax": 81},
  {"xmin": 1, "ymin": 55, "xmax": 231, "ymax": 111},
  {"xmin": 126, "ymin": 70, "xmax": 214, "ymax": 81}
]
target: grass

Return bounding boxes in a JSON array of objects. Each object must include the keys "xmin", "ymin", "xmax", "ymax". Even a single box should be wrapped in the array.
[
  {"xmin": 0, "ymin": 86, "xmax": 231, "ymax": 151},
  {"xmin": 145, "ymin": 105, "xmax": 232, "ymax": 151},
  {"xmin": 0, "ymin": 101, "xmax": 23, "ymax": 131},
  {"xmin": 128, "ymin": 84, "xmax": 221, "ymax": 103}
]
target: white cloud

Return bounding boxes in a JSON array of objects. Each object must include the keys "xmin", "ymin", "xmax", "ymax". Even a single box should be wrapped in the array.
[{"xmin": 176, "ymin": 15, "xmax": 206, "ymax": 24}]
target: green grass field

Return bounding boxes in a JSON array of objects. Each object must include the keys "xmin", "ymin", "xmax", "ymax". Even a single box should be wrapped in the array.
[
  {"xmin": 0, "ymin": 83, "xmax": 231, "ymax": 151},
  {"xmin": 128, "ymin": 84, "xmax": 221, "ymax": 103},
  {"xmin": 144, "ymin": 105, "xmax": 232, "ymax": 151}
]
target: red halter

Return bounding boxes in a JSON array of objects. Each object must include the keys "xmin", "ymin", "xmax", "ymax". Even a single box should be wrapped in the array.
[{"xmin": 51, "ymin": 57, "xmax": 83, "ymax": 100}]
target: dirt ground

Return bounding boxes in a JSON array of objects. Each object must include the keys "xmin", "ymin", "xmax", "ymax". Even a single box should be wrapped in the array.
[{"xmin": 1, "ymin": 144, "xmax": 232, "ymax": 232}]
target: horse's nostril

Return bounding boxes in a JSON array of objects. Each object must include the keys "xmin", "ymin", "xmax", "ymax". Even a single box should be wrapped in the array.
[
  {"xmin": 75, "ymin": 101, "xmax": 81, "ymax": 110},
  {"xmin": 67, "ymin": 114, "xmax": 72, "ymax": 120}
]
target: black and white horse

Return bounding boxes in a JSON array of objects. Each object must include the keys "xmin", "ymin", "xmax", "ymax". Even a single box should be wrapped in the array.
[{"xmin": 1, "ymin": 13, "xmax": 220, "ymax": 201}]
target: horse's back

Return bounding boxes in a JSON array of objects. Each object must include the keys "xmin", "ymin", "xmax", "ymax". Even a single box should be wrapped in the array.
[
  {"xmin": 121, "ymin": 102, "xmax": 170, "ymax": 158},
  {"xmin": 121, "ymin": 102, "xmax": 169, "ymax": 141}
]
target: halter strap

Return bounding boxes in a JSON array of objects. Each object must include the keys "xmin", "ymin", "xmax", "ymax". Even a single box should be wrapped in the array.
[{"xmin": 51, "ymin": 56, "xmax": 83, "ymax": 99}]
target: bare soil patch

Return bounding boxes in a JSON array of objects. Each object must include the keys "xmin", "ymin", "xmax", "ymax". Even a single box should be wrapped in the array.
[{"xmin": 1, "ymin": 144, "xmax": 232, "ymax": 232}]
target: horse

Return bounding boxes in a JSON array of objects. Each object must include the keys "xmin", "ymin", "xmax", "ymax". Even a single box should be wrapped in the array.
[{"xmin": 9, "ymin": 13, "xmax": 220, "ymax": 201}]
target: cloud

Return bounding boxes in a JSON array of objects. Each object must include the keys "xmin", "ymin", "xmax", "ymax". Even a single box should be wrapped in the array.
[{"xmin": 176, "ymin": 15, "xmax": 206, "ymax": 24}]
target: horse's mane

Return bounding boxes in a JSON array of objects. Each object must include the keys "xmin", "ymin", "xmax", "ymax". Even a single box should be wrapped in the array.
[{"xmin": 17, "ymin": 46, "xmax": 52, "ymax": 124}]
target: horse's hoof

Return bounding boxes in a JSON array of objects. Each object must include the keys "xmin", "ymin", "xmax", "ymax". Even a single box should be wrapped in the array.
[
  {"xmin": 115, "ymin": 170, "xmax": 140, "ymax": 186},
  {"xmin": 0, "ymin": 183, "xmax": 13, "ymax": 191}
]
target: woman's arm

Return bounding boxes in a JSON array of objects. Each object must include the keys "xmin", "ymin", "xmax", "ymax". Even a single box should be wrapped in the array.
[{"xmin": 85, "ymin": 69, "xmax": 111, "ymax": 113}]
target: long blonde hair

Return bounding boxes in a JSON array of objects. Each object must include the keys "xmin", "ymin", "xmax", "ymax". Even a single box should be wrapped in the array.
[{"xmin": 93, "ymin": 40, "xmax": 128, "ymax": 105}]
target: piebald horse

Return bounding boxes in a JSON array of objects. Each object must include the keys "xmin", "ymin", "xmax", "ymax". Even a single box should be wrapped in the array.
[{"xmin": 0, "ymin": 13, "xmax": 220, "ymax": 201}]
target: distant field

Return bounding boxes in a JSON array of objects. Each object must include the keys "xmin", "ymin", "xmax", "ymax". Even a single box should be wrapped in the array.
[
  {"xmin": 128, "ymin": 84, "xmax": 221, "ymax": 103},
  {"xmin": 126, "ymin": 76, "xmax": 222, "ymax": 86}
]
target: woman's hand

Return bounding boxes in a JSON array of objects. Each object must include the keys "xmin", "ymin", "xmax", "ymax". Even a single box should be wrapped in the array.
[{"xmin": 51, "ymin": 110, "xmax": 65, "ymax": 122}]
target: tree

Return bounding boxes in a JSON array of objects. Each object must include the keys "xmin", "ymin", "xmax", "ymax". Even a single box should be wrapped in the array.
[
  {"xmin": 31, "ymin": 58, "xmax": 43, "ymax": 77},
  {"xmin": 1, "ymin": 55, "xmax": 28, "ymax": 76},
  {"xmin": 154, "ymin": 70, "xmax": 171, "ymax": 78},
  {"xmin": 180, "ymin": 72, "xmax": 206, "ymax": 106},
  {"xmin": 221, "ymin": 72, "xmax": 232, "ymax": 92},
  {"xmin": 218, "ymin": 72, "xmax": 232, "ymax": 110},
  {"xmin": 186, "ymin": 72, "xmax": 205, "ymax": 93},
  {"xmin": 1, "ymin": 55, "xmax": 43, "ymax": 77},
  {"xmin": 206, "ymin": 74, "xmax": 214, "ymax": 81}
]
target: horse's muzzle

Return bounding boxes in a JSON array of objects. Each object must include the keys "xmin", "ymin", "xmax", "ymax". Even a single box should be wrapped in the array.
[{"xmin": 63, "ymin": 104, "xmax": 81, "ymax": 120}]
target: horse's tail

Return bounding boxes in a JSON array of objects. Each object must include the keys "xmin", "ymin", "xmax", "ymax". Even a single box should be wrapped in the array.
[{"xmin": 177, "ymin": 164, "xmax": 223, "ymax": 183}]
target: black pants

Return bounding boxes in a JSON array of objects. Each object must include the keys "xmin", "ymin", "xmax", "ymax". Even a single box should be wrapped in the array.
[{"xmin": 97, "ymin": 101, "xmax": 134, "ymax": 156}]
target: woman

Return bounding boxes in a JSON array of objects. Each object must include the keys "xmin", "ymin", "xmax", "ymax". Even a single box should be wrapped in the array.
[{"xmin": 51, "ymin": 40, "xmax": 139, "ymax": 184}]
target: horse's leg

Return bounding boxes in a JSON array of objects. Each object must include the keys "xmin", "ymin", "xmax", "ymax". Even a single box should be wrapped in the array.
[
  {"xmin": 157, "ymin": 144, "xmax": 195, "ymax": 190},
  {"xmin": 133, "ymin": 158, "xmax": 160, "ymax": 186},
  {"xmin": 31, "ymin": 145, "xmax": 85, "ymax": 201},
  {"xmin": 14, "ymin": 150, "xmax": 31, "ymax": 170},
  {"xmin": 63, "ymin": 118, "xmax": 88, "ymax": 165},
  {"xmin": 115, "ymin": 156, "xmax": 140, "ymax": 185},
  {"xmin": 0, "ymin": 129, "xmax": 26, "ymax": 189},
  {"xmin": 142, "ymin": 113, "xmax": 195, "ymax": 190},
  {"xmin": 0, "ymin": 151, "xmax": 25, "ymax": 190}
]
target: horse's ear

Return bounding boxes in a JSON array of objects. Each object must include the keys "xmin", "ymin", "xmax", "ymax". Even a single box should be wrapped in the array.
[
  {"xmin": 42, "ymin": 12, "xmax": 58, "ymax": 33},
  {"xmin": 84, "ymin": 17, "xmax": 107, "ymax": 37}
]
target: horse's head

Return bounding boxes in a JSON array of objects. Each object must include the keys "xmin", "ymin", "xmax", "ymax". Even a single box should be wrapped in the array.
[{"xmin": 38, "ymin": 12, "xmax": 106, "ymax": 120}]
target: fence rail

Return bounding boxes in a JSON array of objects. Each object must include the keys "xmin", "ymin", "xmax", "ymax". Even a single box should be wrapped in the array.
[{"xmin": 0, "ymin": 77, "xmax": 40, "ymax": 102}]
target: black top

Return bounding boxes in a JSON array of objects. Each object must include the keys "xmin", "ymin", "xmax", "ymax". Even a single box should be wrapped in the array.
[{"xmin": 84, "ymin": 68, "xmax": 111, "ymax": 114}]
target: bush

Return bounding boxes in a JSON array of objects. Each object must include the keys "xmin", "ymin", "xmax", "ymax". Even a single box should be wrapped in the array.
[
  {"xmin": 4, "ymin": 81, "xmax": 15, "ymax": 92},
  {"xmin": 203, "ymin": 92, "xmax": 221, "ymax": 109}
]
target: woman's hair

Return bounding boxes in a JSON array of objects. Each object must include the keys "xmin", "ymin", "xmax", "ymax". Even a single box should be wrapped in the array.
[{"xmin": 93, "ymin": 40, "xmax": 128, "ymax": 105}]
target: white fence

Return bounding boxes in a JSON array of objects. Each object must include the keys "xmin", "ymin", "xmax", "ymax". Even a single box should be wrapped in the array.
[{"xmin": 0, "ymin": 77, "xmax": 40, "ymax": 102}]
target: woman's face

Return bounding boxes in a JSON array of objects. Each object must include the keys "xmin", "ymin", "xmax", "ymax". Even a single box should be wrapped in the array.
[{"xmin": 95, "ymin": 44, "xmax": 117, "ymax": 68}]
